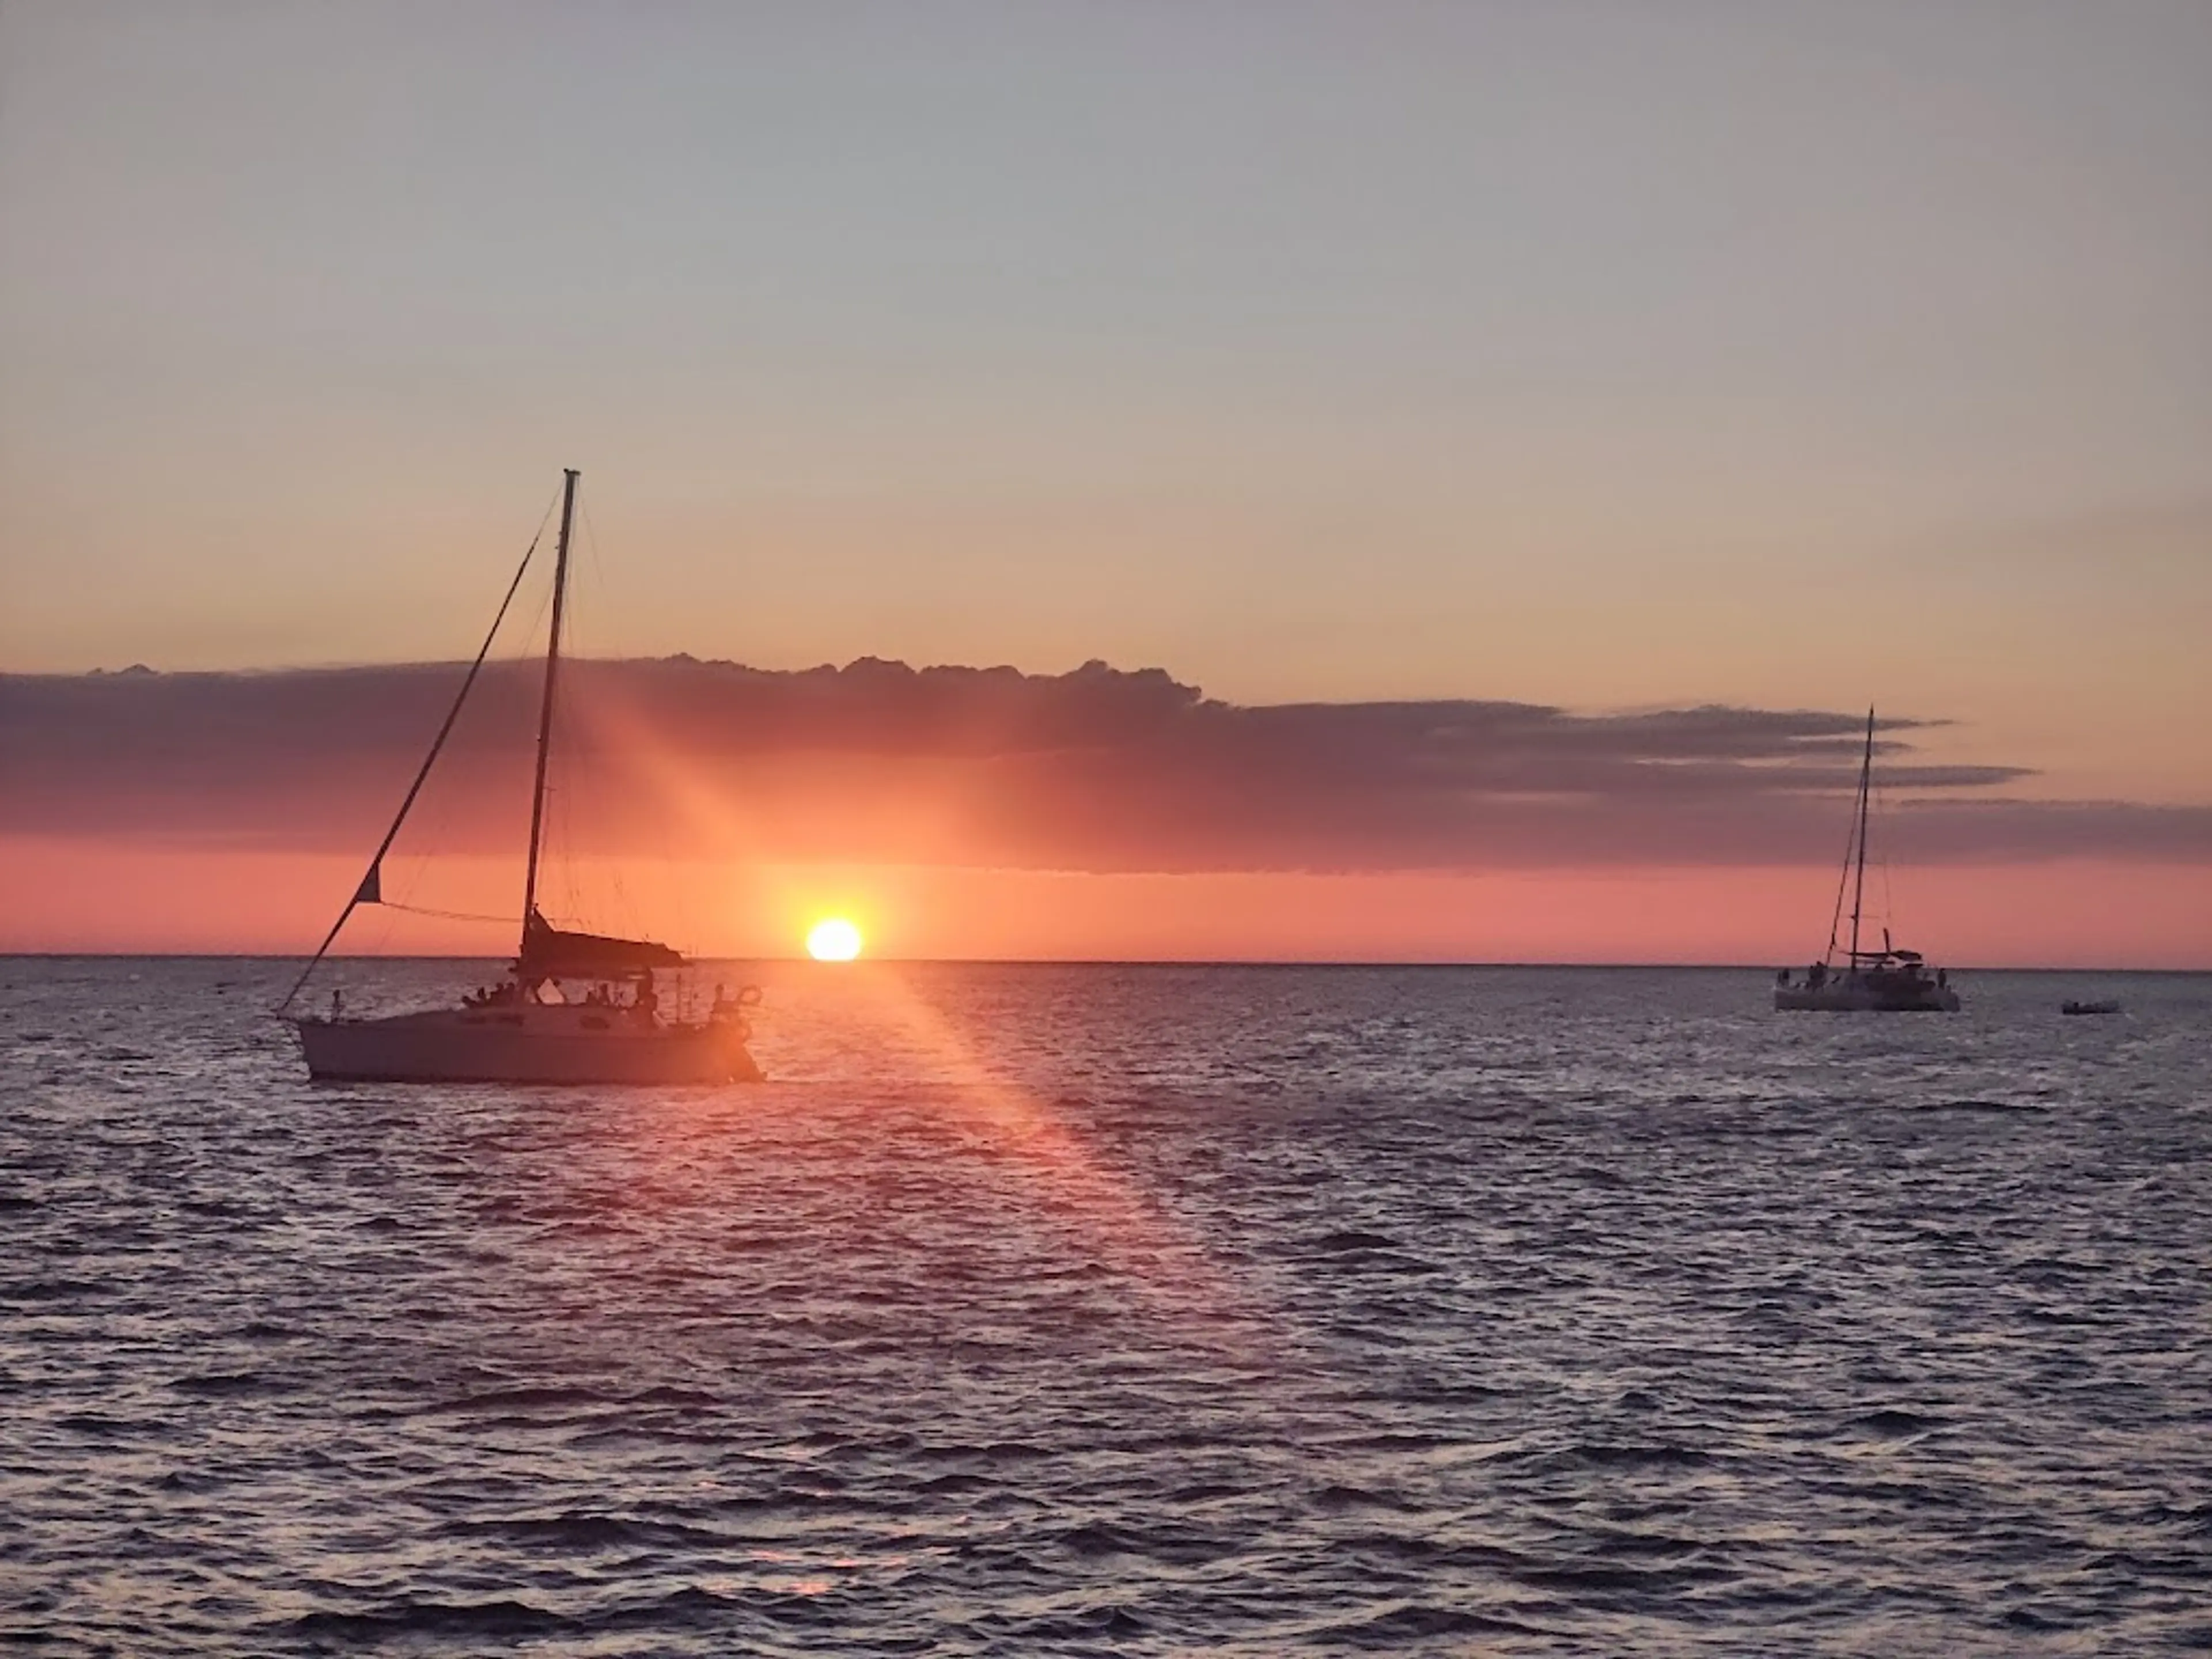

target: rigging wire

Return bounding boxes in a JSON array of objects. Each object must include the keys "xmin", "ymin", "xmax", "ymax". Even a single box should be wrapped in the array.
[
  {"xmin": 579, "ymin": 495, "xmax": 679, "ymax": 953},
  {"xmin": 274, "ymin": 489, "xmax": 560, "ymax": 1014},
  {"xmin": 514, "ymin": 559, "xmax": 560, "ymax": 920},
  {"xmin": 1822, "ymin": 779, "xmax": 1857, "ymax": 964},
  {"xmin": 1875, "ymin": 755, "xmax": 1897, "ymax": 941},
  {"xmin": 381, "ymin": 526, "xmax": 556, "ymax": 940},
  {"xmin": 570, "ymin": 500, "xmax": 611, "ymax": 933},
  {"xmin": 550, "ymin": 523, "xmax": 584, "ymax": 927},
  {"xmin": 580, "ymin": 498, "xmax": 609, "ymax": 593},
  {"xmin": 380, "ymin": 900, "xmax": 516, "ymax": 926},
  {"xmin": 379, "ymin": 559, "xmax": 546, "ymax": 942},
  {"xmin": 359, "ymin": 896, "xmax": 397, "ymax": 959}
]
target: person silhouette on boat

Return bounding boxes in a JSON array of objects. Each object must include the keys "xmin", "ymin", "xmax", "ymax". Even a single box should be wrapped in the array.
[{"xmin": 632, "ymin": 973, "xmax": 659, "ymax": 1027}]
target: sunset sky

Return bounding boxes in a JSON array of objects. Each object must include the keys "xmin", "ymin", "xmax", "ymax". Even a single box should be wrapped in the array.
[{"xmin": 3, "ymin": 2, "xmax": 2208, "ymax": 963}]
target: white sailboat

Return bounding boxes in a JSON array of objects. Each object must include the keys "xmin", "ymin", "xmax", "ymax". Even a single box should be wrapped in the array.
[
  {"xmin": 283, "ymin": 469, "xmax": 764, "ymax": 1083},
  {"xmin": 1774, "ymin": 709, "xmax": 1960, "ymax": 1013}
]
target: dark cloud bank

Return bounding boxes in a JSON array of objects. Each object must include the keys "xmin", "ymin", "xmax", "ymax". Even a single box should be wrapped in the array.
[{"xmin": 4, "ymin": 658, "xmax": 2207, "ymax": 870}]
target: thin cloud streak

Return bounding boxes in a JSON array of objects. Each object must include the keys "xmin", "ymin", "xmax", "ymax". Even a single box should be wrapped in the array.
[{"xmin": 4, "ymin": 658, "xmax": 2206, "ymax": 870}]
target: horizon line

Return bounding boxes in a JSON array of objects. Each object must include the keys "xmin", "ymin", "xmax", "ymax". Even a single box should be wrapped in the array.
[{"xmin": 1, "ymin": 952, "xmax": 2201, "ymax": 974}]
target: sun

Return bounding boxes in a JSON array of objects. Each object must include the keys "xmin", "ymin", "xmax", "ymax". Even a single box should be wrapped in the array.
[{"xmin": 805, "ymin": 917, "xmax": 863, "ymax": 961}]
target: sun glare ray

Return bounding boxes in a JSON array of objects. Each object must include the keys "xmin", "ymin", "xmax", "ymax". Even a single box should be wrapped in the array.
[{"xmin": 564, "ymin": 694, "xmax": 1262, "ymax": 1342}]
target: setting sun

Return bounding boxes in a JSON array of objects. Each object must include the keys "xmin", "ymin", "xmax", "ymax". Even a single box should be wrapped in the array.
[{"xmin": 806, "ymin": 917, "xmax": 863, "ymax": 961}]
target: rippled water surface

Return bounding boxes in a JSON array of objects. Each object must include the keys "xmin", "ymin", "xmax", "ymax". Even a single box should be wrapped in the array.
[{"xmin": 5, "ymin": 960, "xmax": 2210, "ymax": 1654}]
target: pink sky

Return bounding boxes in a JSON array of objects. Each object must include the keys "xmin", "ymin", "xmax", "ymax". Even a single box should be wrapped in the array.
[
  {"xmin": 3, "ymin": 9, "xmax": 2207, "ymax": 962},
  {"xmin": 5, "ymin": 655, "xmax": 2207, "ymax": 964},
  {"xmin": 6, "ymin": 840, "xmax": 2208, "ymax": 970}
]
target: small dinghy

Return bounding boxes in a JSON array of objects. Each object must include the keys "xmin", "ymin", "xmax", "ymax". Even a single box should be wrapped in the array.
[{"xmin": 2061, "ymin": 1000, "xmax": 2121, "ymax": 1016}]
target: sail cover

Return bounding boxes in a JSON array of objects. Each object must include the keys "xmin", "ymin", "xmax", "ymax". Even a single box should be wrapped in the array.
[{"xmin": 517, "ymin": 910, "xmax": 684, "ymax": 979}]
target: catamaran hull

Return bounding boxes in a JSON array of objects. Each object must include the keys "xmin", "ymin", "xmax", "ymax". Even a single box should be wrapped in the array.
[
  {"xmin": 296, "ymin": 1012, "xmax": 762, "ymax": 1084},
  {"xmin": 1774, "ymin": 984, "xmax": 1960, "ymax": 1013}
]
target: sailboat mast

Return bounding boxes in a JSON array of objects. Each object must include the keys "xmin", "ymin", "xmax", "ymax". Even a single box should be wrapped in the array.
[
  {"xmin": 520, "ymin": 467, "xmax": 578, "ymax": 949},
  {"xmin": 1847, "ymin": 706, "xmax": 1873, "ymax": 960}
]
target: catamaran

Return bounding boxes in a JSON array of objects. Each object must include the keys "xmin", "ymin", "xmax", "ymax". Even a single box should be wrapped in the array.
[
  {"xmin": 282, "ymin": 469, "xmax": 764, "ymax": 1082},
  {"xmin": 1774, "ymin": 709, "xmax": 1960, "ymax": 1013}
]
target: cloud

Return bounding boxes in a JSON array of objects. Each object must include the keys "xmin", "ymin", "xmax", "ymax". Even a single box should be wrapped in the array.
[{"xmin": 4, "ymin": 657, "xmax": 2206, "ymax": 870}]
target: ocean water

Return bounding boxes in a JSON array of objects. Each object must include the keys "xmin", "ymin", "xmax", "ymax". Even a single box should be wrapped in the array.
[{"xmin": 3, "ymin": 959, "xmax": 2209, "ymax": 1656}]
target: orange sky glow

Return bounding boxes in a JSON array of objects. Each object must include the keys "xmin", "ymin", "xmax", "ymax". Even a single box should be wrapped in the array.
[
  {"xmin": 6, "ymin": 841, "xmax": 2207, "ymax": 969},
  {"xmin": 3, "ymin": 8, "xmax": 2208, "ymax": 965}
]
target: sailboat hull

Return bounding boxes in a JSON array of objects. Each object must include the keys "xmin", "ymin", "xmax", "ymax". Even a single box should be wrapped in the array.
[
  {"xmin": 1774, "ymin": 980, "xmax": 1960, "ymax": 1013},
  {"xmin": 296, "ymin": 1006, "xmax": 762, "ymax": 1084}
]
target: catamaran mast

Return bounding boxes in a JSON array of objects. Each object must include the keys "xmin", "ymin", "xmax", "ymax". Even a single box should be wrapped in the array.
[
  {"xmin": 1847, "ymin": 706, "xmax": 1874, "ymax": 960},
  {"xmin": 520, "ymin": 467, "xmax": 578, "ymax": 950}
]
